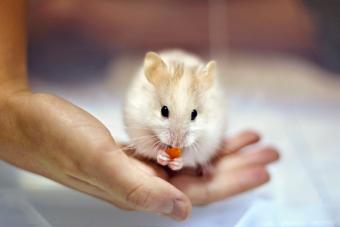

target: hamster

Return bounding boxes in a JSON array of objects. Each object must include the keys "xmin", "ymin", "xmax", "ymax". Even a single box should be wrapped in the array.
[{"xmin": 123, "ymin": 50, "xmax": 227, "ymax": 171}]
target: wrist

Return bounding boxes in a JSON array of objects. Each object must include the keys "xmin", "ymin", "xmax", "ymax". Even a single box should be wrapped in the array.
[
  {"xmin": 0, "ymin": 89, "xmax": 33, "ymax": 161},
  {"xmin": 0, "ymin": 79, "xmax": 31, "ymax": 105}
]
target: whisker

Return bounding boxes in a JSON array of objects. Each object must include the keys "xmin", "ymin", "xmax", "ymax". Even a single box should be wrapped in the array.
[
  {"xmin": 150, "ymin": 140, "xmax": 161, "ymax": 156},
  {"xmin": 128, "ymin": 134, "xmax": 158, "ymax": 142},
  {"xmin": 123, "ymin": 126, "xmax": 151, "ymax": 130},
  {"xmin": 128, "ymin": 138, "xmax": 156, "ymax": 148},
  {"xmin": 129, "ymin": 136, "xmax": 157, "ymax": 142}
]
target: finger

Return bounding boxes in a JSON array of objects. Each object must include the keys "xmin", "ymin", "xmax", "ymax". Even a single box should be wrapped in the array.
[
  {"xmin": 171, "ymin": 165, "xmax": 270, "ymax": 205},
  {"xmin": 92, "ymin": 150, "xmax": 192, "ymax": 220},
  {"xmin": 60, "ymin": 173, "xmax": 129, "ymax": 208},
  {"xmin": 216, "ymin": 146, "xmax": 279, "ymax": 172},
  {"xmin": 222, "ymin": 130, "xmax": 261, "ymax": 155},
  {"xmin": 170, "ymin": 146, "xmax": 278, "ymax": 177}
]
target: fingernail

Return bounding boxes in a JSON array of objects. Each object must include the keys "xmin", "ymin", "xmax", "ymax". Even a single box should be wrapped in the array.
[
  {"xmin": 160, "ymin": 199, "xmax": 189, "ymax": 220},
  {"xmin": 168, "ymin": 199, "xmax": 188, "ymax": 220},
  {"xmin": 160, "ymin": 200, "xmax": 174, "ymax": 215}
]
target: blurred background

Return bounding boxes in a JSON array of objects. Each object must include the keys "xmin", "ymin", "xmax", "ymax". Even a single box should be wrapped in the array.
[{"xmin": 1, "ymin": 0, "xmax": 340, "ymax": 226}]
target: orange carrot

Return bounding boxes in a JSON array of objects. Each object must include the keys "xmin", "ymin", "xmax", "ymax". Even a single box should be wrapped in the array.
[{"xmin": 166, "ymin": 147, "xmax": 182, "ymax": 159}]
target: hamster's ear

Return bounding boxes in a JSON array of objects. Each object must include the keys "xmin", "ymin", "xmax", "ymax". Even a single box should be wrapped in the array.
[
  {"xmin": 144, "ymin": 52, "xmax": 166, "ymax": 85},
  {"xmin": 200, "ymin": 60, "xmax": 217, "ymax": 90}
]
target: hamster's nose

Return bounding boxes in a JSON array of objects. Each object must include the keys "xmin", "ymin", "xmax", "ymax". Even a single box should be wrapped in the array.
[
  {"xmin": 169, "ymin": 129, "xmax": 185, "ymax": 148},
  {"xmin": 170, "ymin": 140, "xmax": 182, "ymax": 149}
]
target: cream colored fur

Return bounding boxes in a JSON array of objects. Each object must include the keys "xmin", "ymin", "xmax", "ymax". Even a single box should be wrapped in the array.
[{"xmin": 124, "ymin": 49, "xmax": 227, "ymax": 168}]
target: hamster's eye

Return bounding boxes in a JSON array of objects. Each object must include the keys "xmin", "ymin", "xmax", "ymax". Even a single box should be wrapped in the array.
[
  {"xmin": 161, "ymin": 106, "xmax": 169, "ymax": 118},
  {"xmin": 191, "ymin": 109, "xmax": 198, "ymax": 121}
]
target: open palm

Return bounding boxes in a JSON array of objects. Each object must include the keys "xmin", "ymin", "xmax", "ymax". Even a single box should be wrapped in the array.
[{"xmin": 127, "ymin": 130, "xmax": 279, "ymax": 206}]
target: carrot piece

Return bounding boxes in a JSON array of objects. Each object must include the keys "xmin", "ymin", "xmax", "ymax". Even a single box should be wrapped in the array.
[{"xmin": 166, "ymin": 147, "xmax": 182, "ymax": 159}]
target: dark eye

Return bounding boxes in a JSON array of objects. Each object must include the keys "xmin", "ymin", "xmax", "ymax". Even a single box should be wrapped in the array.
[
  {"xmin": 191, "ymin": 109, "xmax": 198, "ymax": 121},
  {"xmin": 161, "ymin": 106, "xmax": 169, "ymax": 118}
]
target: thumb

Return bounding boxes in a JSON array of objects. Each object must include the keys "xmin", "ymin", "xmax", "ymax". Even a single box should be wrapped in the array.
[
  {"xmin": 124, "ymin": 167, "xmax": 192, "ymax": 220},
  {"xmin": 94, "ymin": 151, "xmax": 192, "ymax": 220}
]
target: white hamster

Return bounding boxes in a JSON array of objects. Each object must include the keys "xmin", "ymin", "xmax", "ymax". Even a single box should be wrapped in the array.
[{"xmin": 123, "ymin": 50, "xmax": 227, "ymax": 171}]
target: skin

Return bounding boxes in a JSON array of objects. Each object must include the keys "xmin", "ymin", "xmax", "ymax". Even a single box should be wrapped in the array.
[{"xmin": 0, "ymin": 0, "xmax": 279, "ymax": 221}]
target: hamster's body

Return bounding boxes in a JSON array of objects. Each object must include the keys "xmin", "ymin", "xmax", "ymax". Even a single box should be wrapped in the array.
[{"xmin": 124, "ymin": 50, "xmax": 227, "ymax": 170}]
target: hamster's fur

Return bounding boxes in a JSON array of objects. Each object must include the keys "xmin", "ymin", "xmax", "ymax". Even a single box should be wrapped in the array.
[{"xmin": 123, "ymin": 49, "xmax": 227, "ymax": 169}]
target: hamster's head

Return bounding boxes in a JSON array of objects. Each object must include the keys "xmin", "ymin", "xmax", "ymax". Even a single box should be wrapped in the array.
[{"xmin": 142, "ymin": 51, "xmax": 217, "ymax": 149}]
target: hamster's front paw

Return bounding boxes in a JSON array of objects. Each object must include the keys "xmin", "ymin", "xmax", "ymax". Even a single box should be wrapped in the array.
[
  {"xmin": 157, "ymin": 150, "xmax": 171, "ymax": 166},
  {"xmin": 168, "ymin": 157, "xmax": 183, "ymax": 171}
]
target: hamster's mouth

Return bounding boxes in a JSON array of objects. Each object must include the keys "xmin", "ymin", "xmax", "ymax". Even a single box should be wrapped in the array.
[
  {"xmin": 152, "ymin": 133, "xmax": 187, "ymax": 151},
  {"xmin": 157, "ymin": 141, "xmax": 181, "ymax": 150},
  {"xmin": 159, "ymin": 142, "xmax": 187, "ymax": 151},
  {"xmin": 158, "ymin": 142, "xmax": 169, "ymax": 150}
]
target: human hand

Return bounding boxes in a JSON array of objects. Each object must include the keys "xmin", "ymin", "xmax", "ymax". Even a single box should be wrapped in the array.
[
  {"xmin": 0, "ymin": 91, "xmax": 278, "ymax": 220},
  {"xmin": 0, "ymin": 92, "xmax": 191, "ymax": 220},
  {"xmin": 126, "ymin": 130, "xmax": 279, "ymax": 205}
]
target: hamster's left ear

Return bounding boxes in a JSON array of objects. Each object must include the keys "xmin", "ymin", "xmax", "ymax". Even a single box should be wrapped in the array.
[
  {"xmin": 201, "ymin": 60, "xmax": 217, "ymax": 89},
  {"xmin": 144, "ymin": 52, "xmax": 166, "ymax": 85}
]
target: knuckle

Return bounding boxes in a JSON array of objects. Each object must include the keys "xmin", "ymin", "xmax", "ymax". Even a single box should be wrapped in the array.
[
  {"xmin": 228, "ymin": 173, "xmax": 250, "ymax": 196},
  {"xmin": 125, "ymin": 183, "xmax": 152, "ymax": 210},
  {"xmin": 235, "ymin": 175, "xmax": 249, "ymax": 192}
]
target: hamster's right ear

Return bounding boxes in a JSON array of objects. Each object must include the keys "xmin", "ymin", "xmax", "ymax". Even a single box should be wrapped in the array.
[
  {"xmin": 144, "ymin": 52, "xmax": 166, "ymax": 85},
  {"xmin": 199, "ymin": 60, "xmax": 217, "ymax": 90}
]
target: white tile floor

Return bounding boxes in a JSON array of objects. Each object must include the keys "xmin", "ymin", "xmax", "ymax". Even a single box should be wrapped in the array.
[{"xmin": 1, "ymin": 53, "xmax": 340, "ymax": 227}]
